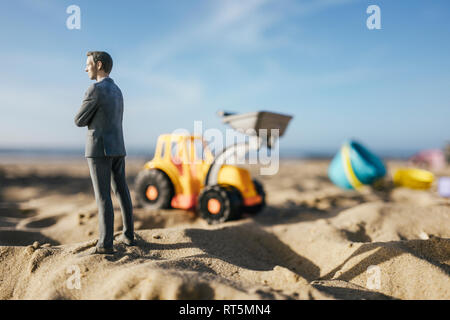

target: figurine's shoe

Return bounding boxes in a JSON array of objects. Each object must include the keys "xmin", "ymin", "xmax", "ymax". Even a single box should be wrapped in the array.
[
  {"xmin": 93, "ymin": 246, "xmax": 115, "ymax": 254},
  {"xmin": 117, "ymin": 234, "xmax": 136, "ymax": 246}
]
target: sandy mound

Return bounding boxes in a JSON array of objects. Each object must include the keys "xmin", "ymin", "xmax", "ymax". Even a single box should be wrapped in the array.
[{"xmin": 0, "ymin": 158, "xmax": 449, "ymax": 299}]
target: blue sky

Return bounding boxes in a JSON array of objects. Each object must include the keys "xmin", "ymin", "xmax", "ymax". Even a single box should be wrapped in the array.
[{"xmin": 0, "ymin": 0, "xmax": 449, "ymax": 156}]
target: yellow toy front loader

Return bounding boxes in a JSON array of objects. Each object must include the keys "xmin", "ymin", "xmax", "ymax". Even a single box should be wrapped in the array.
[{"xmin": 134, "ymin": 111, "xmax": 292, "ymax": 224}]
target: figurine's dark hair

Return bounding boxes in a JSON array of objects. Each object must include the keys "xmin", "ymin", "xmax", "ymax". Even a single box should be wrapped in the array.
[{"xmin": 87, "ymin": 51, "xmax": 113, "ymax": 74}]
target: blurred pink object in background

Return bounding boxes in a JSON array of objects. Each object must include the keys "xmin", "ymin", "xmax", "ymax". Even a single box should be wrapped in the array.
[{"xmin": 409, "ymin": 149, "xmax": 446, "ymax": 171}]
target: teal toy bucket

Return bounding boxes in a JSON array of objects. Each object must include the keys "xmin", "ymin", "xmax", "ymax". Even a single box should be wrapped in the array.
[{"xmin": 328, "ymin": 140, "xmax": 386, "ymax": 190}]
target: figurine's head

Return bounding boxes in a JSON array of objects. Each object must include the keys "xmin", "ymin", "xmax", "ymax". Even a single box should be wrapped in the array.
[{"xmin": 85, "ymin": 51, "xmax": 113, "ymax": 80}]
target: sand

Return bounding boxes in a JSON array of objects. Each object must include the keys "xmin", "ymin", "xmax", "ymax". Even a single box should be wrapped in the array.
[{"xmin": 0, "ymin": 157, "xmax": 449, "ymax": 300}]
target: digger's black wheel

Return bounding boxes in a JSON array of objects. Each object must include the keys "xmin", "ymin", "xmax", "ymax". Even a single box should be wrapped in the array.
[
  {"xmin": 134, "ymin": 169, "xmax": 174, "ymax": 210},
  {"xmin": 198, "ymin": 185, "xmax": 242, "ymax": 224},
  {"xmin": 245, "ymin": 179, "xmax": 266, "ymax": 215}
]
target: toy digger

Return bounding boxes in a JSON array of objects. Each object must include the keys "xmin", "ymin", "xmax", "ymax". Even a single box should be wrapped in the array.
[{"xmin": 134, "ymin": 111, "xmax": 293, "ymax": 224}]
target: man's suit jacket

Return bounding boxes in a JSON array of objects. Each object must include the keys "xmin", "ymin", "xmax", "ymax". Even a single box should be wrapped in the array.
[{"xmin": 75, "ymin": 77, "xmax": 127, "ymax": 158}]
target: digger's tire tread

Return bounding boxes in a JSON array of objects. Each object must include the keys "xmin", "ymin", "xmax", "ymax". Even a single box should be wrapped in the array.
[{"xmin": 134, "ymin": 169, "xmax": 174, "ymax": 210}]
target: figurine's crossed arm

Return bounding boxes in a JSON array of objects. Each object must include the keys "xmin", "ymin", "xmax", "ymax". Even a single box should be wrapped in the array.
[{"xmin": 75, "ymin": 84, "xmax": 99, "ymax": 127}]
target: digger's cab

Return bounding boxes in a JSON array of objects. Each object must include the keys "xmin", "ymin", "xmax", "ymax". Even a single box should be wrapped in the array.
[{"xmin": 143, "ymin": 134, "xmax": 214, "ymax": 209}]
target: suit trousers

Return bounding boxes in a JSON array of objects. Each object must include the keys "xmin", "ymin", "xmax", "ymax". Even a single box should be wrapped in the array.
[{"xmin": 87, "ymin": 156, "xmax": 134, "ymax": 248}]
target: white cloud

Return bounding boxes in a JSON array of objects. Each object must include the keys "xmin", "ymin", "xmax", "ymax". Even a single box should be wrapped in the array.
[{"xmin": 132, "ymin": 0, "xmax": 280, "ymax": 70}]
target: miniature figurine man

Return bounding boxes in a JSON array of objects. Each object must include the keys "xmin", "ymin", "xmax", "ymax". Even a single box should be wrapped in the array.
[{"xmin": 75, "ymin": 51, "xmax": 135, "ymax": 254}]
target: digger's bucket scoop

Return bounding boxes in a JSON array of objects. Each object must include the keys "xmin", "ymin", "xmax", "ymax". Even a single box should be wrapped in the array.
[{"xmin": 218, "ymin": 110, "xmax": 293, "ymax": 147}]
